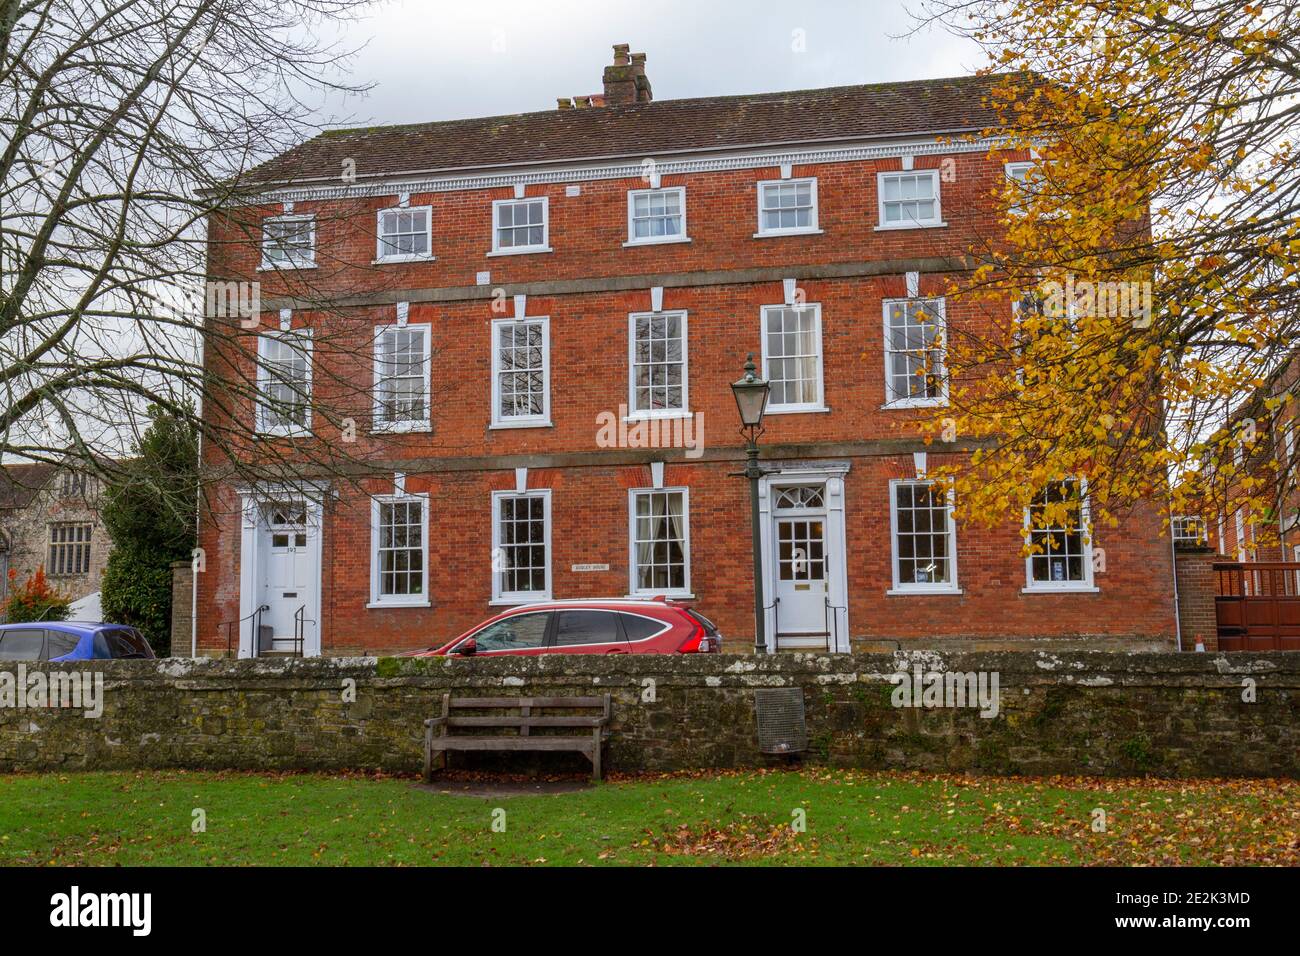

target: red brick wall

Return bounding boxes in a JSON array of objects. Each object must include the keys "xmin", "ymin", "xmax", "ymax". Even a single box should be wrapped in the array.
[
  {"xmin": 197, "ymin": 455, "xmax": 1176, "ymax": 655},
  {"xmin": 197, "ymin": 145, "xmax": 1179, "ymax": 653},
  {"xmin": 1174, "ymin": 547, "xmax": 1221, "ymax": 651},
  {"xmin": 208, "ymin": 152, "xmax": 1010, "ymax": 294}
]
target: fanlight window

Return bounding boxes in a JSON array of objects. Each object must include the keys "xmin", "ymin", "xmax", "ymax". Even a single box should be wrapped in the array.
[
  {"xmin": 265, "ymin": 504, "xmax": 307, "ymax": 549},
  {"xmin": 774, "ymin": 486, "xmax": 824, "ymax": 510}
]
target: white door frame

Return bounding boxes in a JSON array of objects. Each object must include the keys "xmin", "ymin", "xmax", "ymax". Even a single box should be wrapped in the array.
[
  {"xmin": 238, "ymin": 485, "xmax": 325, "ymax": 658},
  {"xmin": 757, "ymin": 462, "xmax": 850, "ymax": 653}
]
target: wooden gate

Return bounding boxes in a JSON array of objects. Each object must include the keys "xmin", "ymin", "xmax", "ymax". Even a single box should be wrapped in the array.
[{"xmin": 1214, "ymin": 563, "xmax": 1300, "ymax": 650}]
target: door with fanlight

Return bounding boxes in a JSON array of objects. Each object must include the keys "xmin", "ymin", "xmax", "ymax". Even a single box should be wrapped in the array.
[
  {"xmin": 772, "ymin": 485, "xmax": 830, "ymax": 650},
  {"xmin": 258, "ymin": 502, "xmax": 315, "ymax": 652}
]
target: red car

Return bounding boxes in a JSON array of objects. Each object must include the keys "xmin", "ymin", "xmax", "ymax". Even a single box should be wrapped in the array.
[{"xmin": 412, "ymin": 598, "xmax": 722, "ymax": 657}]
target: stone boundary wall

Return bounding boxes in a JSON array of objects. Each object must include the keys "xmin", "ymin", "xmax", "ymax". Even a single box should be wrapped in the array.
[{"xmin": 2, "ymin": 651, "xmax": 1298, "ymax": 778}]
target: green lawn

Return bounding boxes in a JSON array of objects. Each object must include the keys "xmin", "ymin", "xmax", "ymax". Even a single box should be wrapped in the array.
[{"xmin": 1, "ymin": 769, "xmax": 1296, "ymax": 866}]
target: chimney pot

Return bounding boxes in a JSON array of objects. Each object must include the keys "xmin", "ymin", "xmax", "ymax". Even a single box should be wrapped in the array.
[
  {"xmin": 556, "ymin": 97, "xmax": 573, "ymax": 110},
  {"xmin": 574, "ymin": 95, "xmax": 591, "ymax": 108},
  {"xmin": 603, "ymin": 44, "xmax": 651, "ymax": 106}
]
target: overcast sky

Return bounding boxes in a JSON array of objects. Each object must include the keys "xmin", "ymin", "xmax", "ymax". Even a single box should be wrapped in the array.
[{"xmin": 322, "ymin": 0, "xmax": 985, "ymax": 128}]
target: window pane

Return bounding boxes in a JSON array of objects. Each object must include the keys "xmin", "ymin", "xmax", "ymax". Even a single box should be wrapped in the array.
[
  {"xmin": 881, "ymin": 173, "xmax": 939, "ymax": 225},
  {"xmin": 894, "ymin": 483, "xmax": 952, "ymax": 585},
  {"xmin": 1028, "ymin": 480, "xmax": 1088, "ymax": 583},
  {"xmin": 496, "ymin": 200, "xmax": 545, "ymax": 248},
  {"xmin": 885, "ymin": 300, "xmax": 944, "ymax": 402},
  {"xmin": 377, "ymin": 499, "xmax": 423, "ymax": 596},
  {"xmin": 496, "ymin": 321, "xmax": 546, "ymax": 419},
  {"xmin": 631, "ymin": 313, "xmax": 686, "ymax": 413},
  {"xmin": 497, "ymin": 495, "xmax": 547, "ymax": 596},
  {"xmin": 630, "ymin": 189, "xmax": 683, "ymax": 240},
  {"xmin": 473, "ymin": 613, "xmax": 550, "ymax": 651},
  {"xmin": 260, "ymin": 333, "xmax": 311, "ymax": 429},
  {"xmin": 632, "ymin": 491, "xmax": 687, "ymax": 591},
  {"xmin": 764, "ymin": 307, "xmax": 820, "ymax": 407},
  {"xmin": 553, "ymin": 610, "xmax": 622, "ymax": 646},
  {"xmin": 375, "ymin": 327, "xmax": 427, "ymax": 425},
  {"xmin": 760, "ymin": 181, "xmax": 815, "ymax": 231}
]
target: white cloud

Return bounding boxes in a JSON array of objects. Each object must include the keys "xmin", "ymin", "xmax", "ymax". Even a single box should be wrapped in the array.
[{"xmin": 322, "ymin": 0, "xmax": 985, "ymax": 127}]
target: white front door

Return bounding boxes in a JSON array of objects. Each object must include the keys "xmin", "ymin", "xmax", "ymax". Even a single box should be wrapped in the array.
[
  {"xmin": 771, "ymin": 485, "xmax": 831, "ymax": 650},
  {"xmin": 258, "ymin": 502, "xmax": 315, "ymax": 652}
]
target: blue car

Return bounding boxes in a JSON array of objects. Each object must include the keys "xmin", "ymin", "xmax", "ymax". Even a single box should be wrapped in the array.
[{"xmin": 0, "ymin": 622, "xmax": 155, "ymax": 661}]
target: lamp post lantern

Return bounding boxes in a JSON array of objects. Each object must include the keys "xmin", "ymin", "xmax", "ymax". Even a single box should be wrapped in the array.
[{"xmin": 731, "ymin": 353, "xmax": 771, "ymax": 655}]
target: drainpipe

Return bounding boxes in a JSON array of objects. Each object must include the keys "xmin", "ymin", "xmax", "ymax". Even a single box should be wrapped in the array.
[
  {"xmin": 1168, "ymin": 498, "xmax": 1182, "ymax": 652},
  {"xmin": 190, "ymin": 313, "xmax": 205, "ymax": 660},
  {"xmin": 190, "ymin": 478, "xmax": 199, "ymax": 658}
]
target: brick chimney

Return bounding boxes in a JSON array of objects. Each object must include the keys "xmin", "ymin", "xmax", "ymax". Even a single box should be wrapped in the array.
[{"xmin": 601, "ymin": 43, "xmax": 653, "ymax": 106}]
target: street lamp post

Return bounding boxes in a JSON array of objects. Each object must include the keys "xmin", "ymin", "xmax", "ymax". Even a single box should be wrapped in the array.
[{"xmin": 731, "ymin": 353, "xmax": 771, "ymax": 656}]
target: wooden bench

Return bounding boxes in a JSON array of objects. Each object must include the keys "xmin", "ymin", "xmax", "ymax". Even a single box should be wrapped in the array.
[{"xmin": 423, "ymin": 694, "xmax": 612, "ymax": 782}]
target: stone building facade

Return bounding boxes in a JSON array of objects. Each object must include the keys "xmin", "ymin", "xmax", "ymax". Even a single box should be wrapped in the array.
[{"xmin": 0, "ymin": 463, "xmax": 112, "ymax": 612}]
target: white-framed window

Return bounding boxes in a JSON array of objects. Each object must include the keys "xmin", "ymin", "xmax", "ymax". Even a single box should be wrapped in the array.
[
  {"xmin": 1234, "ymin": 508, "xmax": 1250, "ymax": 561},
  {"xmin": 261, "ymin": 214, "xmax": 316, "ymax": 268},
  {"xmin": 48, "ymin": 522, "xmax": 93, "ymax": 576},
  {"xmin": 372, "ymin": 325, "xmax": 431, "ymax": 432},
  {"xmin": 1024, "ymin": 479, "xmax": 1095, "ymax": 591},
  {"xmin": 490, "ymin": 197, "xmax": 549, "ymax": 254},
  {"xmin": 1171, "ymin": 515, "xmax": 1208, "ymax": 546},
  {"xmin": 1010, "ymin": 286, "xmax": 1049, "ymax": 384},
  {"xmin": 761, "ymin": 303, "xmax": 824, "ymax": 412},
  {"xmin": 256, "ymin": 330, "xmax": 312, "ymax": 435},
  {"xmin": 626, "ymin": 186, "xmax": 687, "ymax": 245},
  {"xmin": 376, "ymin": 206, "xmax": 432, "ymax": 261},
  {"xmin": 876, "ymin": 170, "xmax": 943, "ymax": 229},
  {"xmin": 1004, "ymin": 161, "xmax": 1037, "ymax": 216},
  {"xmin": 629, "ymin": 488, "xmax": 690, "ymax": 597},
  {"xmin": 491, "ymin": 490, "xmax": 551, "ymax": 603},
  {"xmin": 756, "ymin": 177, "xmax": 818, "ymax": 236},
  {"xmin": 490, "ymin": 317, "xmax": 550, "ymax": 428},
  {"xmin": 889, "ymin": 480, "xmax": 959, "ymax": 593},
  {"xmin": 883, "ymin": 297, "xmax": 947, "ymax": 407},
  {"xmin": 370, "ymin": 493, "xmax": 428, "ymax": 607},
  {"xmin": 628, "ymin": 310, "xmax": 688, "ymax": 418}
]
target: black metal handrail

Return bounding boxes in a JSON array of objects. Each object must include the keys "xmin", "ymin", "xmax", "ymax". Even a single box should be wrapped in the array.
[
  {"xmin": 763, "ymin": 595, "xmax": 780, "ymax": 650},
  {"xmin": 220, "ymin": 604, "xmax": 269, "ymax": 658},
  {"xmin": 290, "ymin": 604, "xmax": 313, "ymax": 658},
  {"xmin": 824, "ymin": 596, "xmax": 846, "ymax": 653}
]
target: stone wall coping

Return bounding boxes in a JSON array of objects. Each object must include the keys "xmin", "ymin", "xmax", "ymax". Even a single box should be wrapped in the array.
[{"xmin": 6, "ymin": 650, "xmax": 1299, "ymax": 685}]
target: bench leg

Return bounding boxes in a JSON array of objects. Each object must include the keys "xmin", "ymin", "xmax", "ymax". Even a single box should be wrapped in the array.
[
  {"xmin": 590, "ymin": 737, "xmax": 603, "ymax": 783},
  {"xmin": 423, "ymin": 724, "xmax": 434, "ymax": 783},
  {"xmin": 423, "ymin": 724, "xmax": 448, "ymax": 783}
]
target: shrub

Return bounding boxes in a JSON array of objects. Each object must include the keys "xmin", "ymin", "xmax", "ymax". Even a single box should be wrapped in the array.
[
  {"xmin": 4, "ymin": 566, "xmax": 72, "ymax": 623},
  {"xmin": 99, "ymin": 405, "xmax": 198, "ymax": 657}
]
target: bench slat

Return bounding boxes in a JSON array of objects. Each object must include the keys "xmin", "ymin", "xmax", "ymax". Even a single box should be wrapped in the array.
[
  {"xmin": 447, "ymin": 696, "xmax": 608, "ymax": 709},
  {"xmin": 423, "ymin": 693, "xmax": 611, "ymax": 782},
  {"xmin": 430, "ymin": 737, "xmax": 596, "ymax": 752},
  {"xmin": 446, "ymin": 715, "xmax": 606, "ymax": 728}
]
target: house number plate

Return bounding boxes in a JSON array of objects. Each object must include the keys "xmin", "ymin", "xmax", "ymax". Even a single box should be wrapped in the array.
[{"xmin": 571, "ymin": 563, "xmax": 610, "ymax": 572}]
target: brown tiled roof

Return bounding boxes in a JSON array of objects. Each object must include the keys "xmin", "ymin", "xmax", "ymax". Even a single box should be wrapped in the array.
[
  {"xmin": 0, "ymin": 463, "xmax": 56, "ymax": 513},
  {"xmin": 245, "ymin": 72, "xmax": 1020, "ymax": 188}
]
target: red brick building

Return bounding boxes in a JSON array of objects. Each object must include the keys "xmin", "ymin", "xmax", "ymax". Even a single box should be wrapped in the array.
[{"xmin": 196, "ymin": 45, "xmax": 1177, "ymax": 657}]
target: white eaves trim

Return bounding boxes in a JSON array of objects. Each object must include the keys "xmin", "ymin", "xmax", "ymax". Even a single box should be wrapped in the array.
[{"xmin": 244, "ymin": 135, "xmax": 1013, "ymax": 206}]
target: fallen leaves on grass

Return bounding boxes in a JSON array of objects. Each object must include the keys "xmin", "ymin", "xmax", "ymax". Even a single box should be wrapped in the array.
[{"xmin": 637, "ymin": 814, "xmax": 817, "ymax": 862}]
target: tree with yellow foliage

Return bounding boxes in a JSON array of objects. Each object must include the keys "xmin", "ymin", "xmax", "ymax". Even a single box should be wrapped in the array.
[{"xmin": 914, "ymin": 1, "xmax": 1299, "ymax": 548}]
